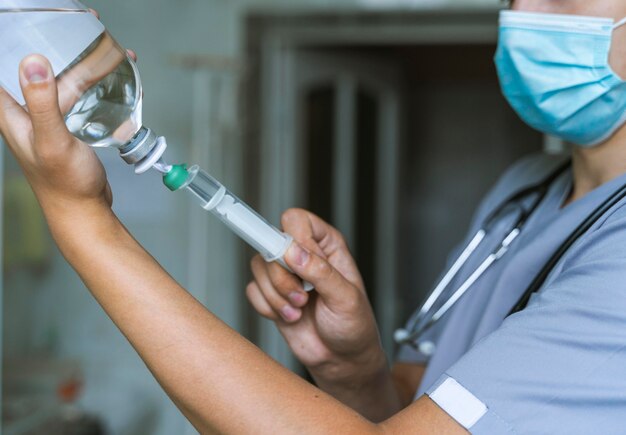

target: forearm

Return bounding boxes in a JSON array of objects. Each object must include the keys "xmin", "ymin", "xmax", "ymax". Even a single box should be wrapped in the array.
[
  {"xmin": 44, "ymin": 204, "xmax": 381, "ymax": 434},
  {"xmin": 311, "ymin": 361, "xmax": 406, "ymax": 423}
]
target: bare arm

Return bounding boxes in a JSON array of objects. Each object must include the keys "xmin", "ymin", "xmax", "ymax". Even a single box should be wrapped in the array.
[
  {"xmin": 247, "ymin": 210, "xmax": 428, "ymax": 421},
  {"xmin": 0, "ymin": 54, "xmax": 465, "ymax": 434},
  {"xmin": 305, "ymin": 362, "xmax": 426, "ymax": 422},
  {"xmin": 393, "ymin": 363, "xmax": 427, "ymax": 406},
  {"xmin": 47, "ymin": 206, "xmax": 455, "ymax": 434}
]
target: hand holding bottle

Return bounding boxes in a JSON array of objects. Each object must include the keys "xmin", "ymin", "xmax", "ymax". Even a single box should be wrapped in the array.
[
  {"xmin": 0, "ymin": 45, "xmax": 137, "ymax": 214},
  {"xmin": 0, "ymin": 54, "xmax": 111, "ymax": 212}
]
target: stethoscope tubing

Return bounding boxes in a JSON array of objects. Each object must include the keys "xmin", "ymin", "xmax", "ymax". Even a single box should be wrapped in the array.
[
  {"xmin": 418, "ymin": 230, "xmax": 486, "ymax": 317},
  {"xmin": 395, "ymin": 227, "xmax": 521, "ymax": 345},
  {"xmin": 508, "ymin": 181, "xmax": 626, "ymax": 315},
  {"xmin": 395, "ymin": 161, "xmax": 571, "ymax": 347}
]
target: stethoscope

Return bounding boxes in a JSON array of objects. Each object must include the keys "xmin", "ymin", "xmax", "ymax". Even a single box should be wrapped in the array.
[{"xmin": 395, "ymin": 161, "xmax": 626, "ymax": 348}]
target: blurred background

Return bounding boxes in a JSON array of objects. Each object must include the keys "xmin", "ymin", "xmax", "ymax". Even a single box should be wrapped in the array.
[{"xmin": 1, "ymin": 0, "xmax": 554, "ymax": 433}]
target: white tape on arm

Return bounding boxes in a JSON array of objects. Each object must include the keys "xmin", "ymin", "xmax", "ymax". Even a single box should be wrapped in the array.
[{"xmin": 429, "ymin": 377, "xmax": 488, "ymax": 430}]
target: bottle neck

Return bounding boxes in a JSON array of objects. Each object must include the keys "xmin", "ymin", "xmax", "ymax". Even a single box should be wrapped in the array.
[
  {"xmin": 119, "ymin": 127, "xmax": 169, "ymax": 175},
  {"xmin": 119, "ymin": 127, "xmax": 157, "ymax": 164}
]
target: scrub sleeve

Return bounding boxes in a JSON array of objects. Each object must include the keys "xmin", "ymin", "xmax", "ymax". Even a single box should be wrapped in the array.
[{"xmin": 427, "ymin": 204, "xmax": 626, "ymax": 433}]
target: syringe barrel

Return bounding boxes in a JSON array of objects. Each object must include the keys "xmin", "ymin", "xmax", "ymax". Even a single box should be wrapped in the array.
[{"xmin": 184, "ymin": 166, "xmax": 292, "ymax": 263}]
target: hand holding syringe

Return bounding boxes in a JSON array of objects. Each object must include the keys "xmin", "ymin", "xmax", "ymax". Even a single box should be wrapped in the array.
[{"xmin": 155, "ymin": 160, "xmax": 314, "ymax": 292}]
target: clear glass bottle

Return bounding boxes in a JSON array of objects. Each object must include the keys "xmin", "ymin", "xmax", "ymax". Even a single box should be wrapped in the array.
[
  {"xmin": 0, "ymin": 0, "xmax": 312, "ymax": 290},
  {"xmin": 0, "ymin": 0, "xmax": 159, "ymax": 167}
]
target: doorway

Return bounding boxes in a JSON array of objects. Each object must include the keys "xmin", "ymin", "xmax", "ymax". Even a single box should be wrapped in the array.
[{"xmin": 244, "ymin": 9, "xmax": 544, "ymax": 369}]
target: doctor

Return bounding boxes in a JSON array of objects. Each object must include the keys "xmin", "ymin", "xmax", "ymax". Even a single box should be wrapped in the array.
[
  {"xmin": 2, "ymin": 0, "xmax": 626, "ymax": 433},
  {"xmin": 249, "ymin": 0, "xmax": 626, "ymax": 431}
]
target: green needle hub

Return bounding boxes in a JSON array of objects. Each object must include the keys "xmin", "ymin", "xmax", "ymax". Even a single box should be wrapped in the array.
[{"xmin": 163, "ymin": 164, "xmax": 190, "ymax": 191}]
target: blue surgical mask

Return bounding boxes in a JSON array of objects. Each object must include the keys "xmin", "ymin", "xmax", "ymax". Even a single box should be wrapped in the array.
[{"xmin": 495, "ymin": 11, "xmax": 626, "ymax": 147}]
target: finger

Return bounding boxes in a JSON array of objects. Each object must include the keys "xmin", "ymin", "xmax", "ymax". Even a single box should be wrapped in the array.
[
  {"xmin": 127, "ymin": 49, "xmax": 138, "ymax": 62},
  {"xmin": 282, "ymin": 209, "xmax": 363, "ymax": 288},
  {"xmin": 19, "ymin": 55, "xmax": 74, "ymax": 152},
  {"xmin": 251, "ymin": 256, "xmax": 302, "ymax": 323},
  {"xmin": 246, "ymin": 282, "xmax": 278, "ymax": 321},
  {"xmin": 58, "ymin": 33, "xmax": 125, "ymax": 113},
  {"xmin": 284, "ymin": 242, "xmax": 359, "ymax": 309},
  {"xmin": 266, "ymin": 261, "xmax": 309, "ymax": 308},
  {"xmin": 281, "ymin": 209, "xmax": 328, "ymax": 258}
]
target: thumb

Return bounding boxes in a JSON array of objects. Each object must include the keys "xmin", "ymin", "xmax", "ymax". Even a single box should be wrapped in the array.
[
  {"xmin": 19, "ymin": 55, "xmax": 71, "ymax": 147},
  {"xmin": 285, "ymin": 242, "xmax": 359, "ymax": 309}
]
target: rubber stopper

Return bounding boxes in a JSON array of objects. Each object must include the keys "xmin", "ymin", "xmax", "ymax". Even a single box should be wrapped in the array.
[{"xmin": 163, "ymin": 164, "xmax": 189, "ymax": 191}]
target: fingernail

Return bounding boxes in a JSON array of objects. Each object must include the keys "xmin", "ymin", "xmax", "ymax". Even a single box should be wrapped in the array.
[
  {"xmin": 281, "ymin": 305, "xmax": 300, "ymax": 322},
  {"xmin": 23, "ymin": 56, "xmax": 49, "ymax": 83},
  {"xmin": 289, "ymin": 291, "xmax": 307, "ymax": 306},
  {"xmin": 289, "ymin": 244, "xmax": 310, "ymax": 267}
]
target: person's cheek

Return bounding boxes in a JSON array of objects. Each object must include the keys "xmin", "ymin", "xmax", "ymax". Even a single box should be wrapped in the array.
[
  {"xmin": 609, "ymin": 29, "xmax": 626, "ymax": 79},
  {"xmin": 511, "ymin": 0, "xmax": 564, "ymax": 13}
]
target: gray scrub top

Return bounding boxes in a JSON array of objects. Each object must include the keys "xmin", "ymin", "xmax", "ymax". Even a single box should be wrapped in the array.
[{"xmin": 397, "ymin": 153, "xmax": 626, "ymax": 433}]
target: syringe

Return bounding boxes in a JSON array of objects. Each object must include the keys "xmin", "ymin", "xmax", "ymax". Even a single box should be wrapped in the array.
[{"xmin": 156, "ymin": 160, "xmax": 314, "ymax": 292}]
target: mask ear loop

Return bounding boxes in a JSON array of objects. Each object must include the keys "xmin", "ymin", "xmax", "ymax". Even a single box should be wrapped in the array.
[{"xmin": 614, "ymin": 16, "xmax": 626, "ymax": 29}]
